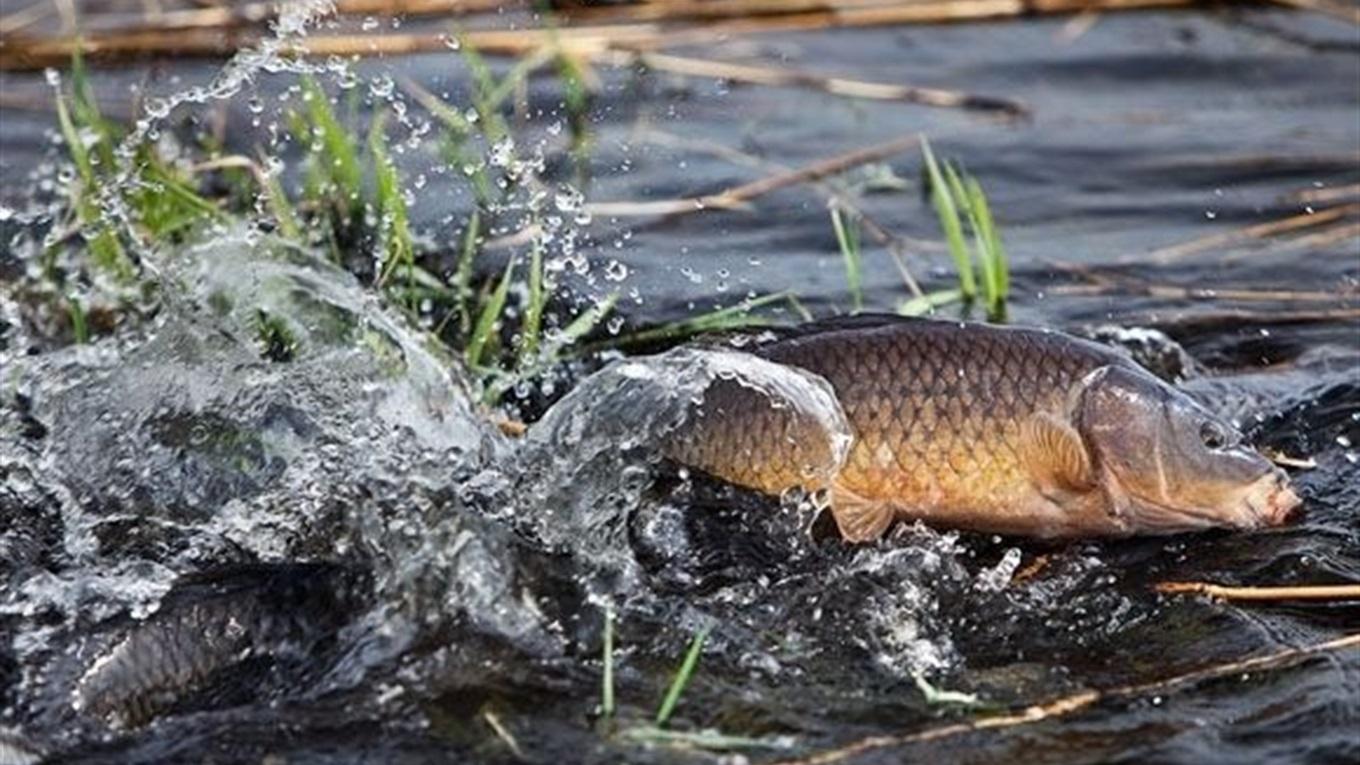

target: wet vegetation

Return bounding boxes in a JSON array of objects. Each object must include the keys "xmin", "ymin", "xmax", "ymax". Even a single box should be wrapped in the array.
[{"xmin": 1, "ymin": 1, "xmax": 1358, "ymax": 764}]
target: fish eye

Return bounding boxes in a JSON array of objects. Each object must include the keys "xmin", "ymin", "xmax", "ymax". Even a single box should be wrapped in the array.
[{"xmin": 1199, "ymin": 420, "xmax": 1229, "ymax": 450}]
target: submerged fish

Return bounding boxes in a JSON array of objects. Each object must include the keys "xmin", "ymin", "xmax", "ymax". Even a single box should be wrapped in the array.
[{"xmin": 668, "ymin": 317, "xmax": 1301, "ymax": 541}]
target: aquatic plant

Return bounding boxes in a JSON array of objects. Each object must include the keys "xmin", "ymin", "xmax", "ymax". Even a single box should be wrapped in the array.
[
  {"xmin": 35, "ymin": 33, "xmax": 867, "ymax": 413},
  {"xmin": 919, "ymin": 138, "xmax": 1009, "ymax": 321},
  {"xmin": 655, "ymin": 625, "xmax": 710, "ymax": 727},
  {"xmin": 831, "ymin": 205, "xmax": 865, "ymax": 312},
  {"xmin": 595, "ymin": 614, "xmax": 787, "ymax": 753},
  {"xmin": 827, "ymin": 140, "xmax": 1008, "ymax": 319},
  {"xmin": 600, "ymin": 605, "xmax": 616, "ymax": 720}
]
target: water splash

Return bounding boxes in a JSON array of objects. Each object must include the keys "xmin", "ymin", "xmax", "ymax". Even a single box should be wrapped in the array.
[{"xmin": 517, "ymin": 346, "xmax": 853, "ymax": 586}]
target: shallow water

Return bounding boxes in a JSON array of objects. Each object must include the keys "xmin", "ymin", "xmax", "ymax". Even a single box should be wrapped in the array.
[{"xmin": 1, "ymin": 5, "xmax": 1359, "ymax": 765}]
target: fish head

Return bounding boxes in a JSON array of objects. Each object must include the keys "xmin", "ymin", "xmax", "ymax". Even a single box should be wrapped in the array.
[{"xmin": 1074, "ymin": 365, "xmax": 1301, "ymax": 533}]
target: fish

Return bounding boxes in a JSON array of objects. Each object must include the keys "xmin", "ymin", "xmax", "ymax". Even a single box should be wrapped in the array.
[
  {"xmin": 666, "ymin": 317, "xmax": 1301, "ymax": 541},
  {"xmin": 72, "ymin": 564, "xmax": 369, "ymax": 728}
]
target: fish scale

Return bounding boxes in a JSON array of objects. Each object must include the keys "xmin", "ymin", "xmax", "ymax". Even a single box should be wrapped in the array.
[{"xmin": 668, "ymin": 319, "xmax": 1117, "ymax": 528}]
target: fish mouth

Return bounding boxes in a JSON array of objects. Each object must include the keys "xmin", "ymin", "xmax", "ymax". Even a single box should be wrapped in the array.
[
  {"xmin": 1120, "ymin": 471, "xmax": 1302, "ymax": 533},
  {"xmin": 1242, "ymin": 471, "xmax": 1303, "ymax": 528}
]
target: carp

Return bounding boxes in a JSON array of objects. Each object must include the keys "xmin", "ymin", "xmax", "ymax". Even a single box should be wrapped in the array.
[{"xmin": 667, "ymin": 318, "xmax": 1301, "ymax": 541}]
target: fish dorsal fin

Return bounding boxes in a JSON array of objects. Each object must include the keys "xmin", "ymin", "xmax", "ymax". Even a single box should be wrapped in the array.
[
  {"xmin": 829, "ymin": 485, "xmax": 896, "ymax": 542},
  {"xmin": 1021, "ymin": 412, "xmax": 1096, "ymax": 494}
]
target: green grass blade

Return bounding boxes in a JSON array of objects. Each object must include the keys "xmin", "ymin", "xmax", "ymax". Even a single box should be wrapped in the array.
[
  {"xmin": 601, "ymin": 605, "xmax": 616, "ymax": 719},
  {"xmin": 593, "ymin": 292, "xmax": 787, "ymax": 352},
  {"xmin": 370, "ymin": 112, "xmax": 414, "ymax": 289},
  {"xmin": 898, "ymin": 288, "xmax": 964, "ymax": 317},
  {"xmin": 67, "ymin": 296, "xmax": 89, "ymax": 344},
  {"xmin": 655, "ymin": 626, "xmax": 710, "ymax": 727},
  {"xmin": 944, "ymin": 160, "xmax": 996, "ymax": 313},
  {"xmin": 257, "ymin": 149, "xmax": 301, "ymax": 241},
  {"xmin": 921, "ymin": 139, "xmax": 976, "ymax": 299},
  {"xmin": 486, "ymin": 48, "xmax": 553, "ymax": 111},
  {"xmin": 553, "ymin": 49, "xmax": 593, "ymax": 181},
  {"xmin": 913, "ymin": 672, "xmax": 983, "ymax": 708},
  {"xmin": 465, "ymin": 256, "xmax": 514, "ymax": 367},
  {"xmin": 301, "ymin": 76, "xmax": 362, "ymax": 213},
  {"xmin": 54, "ymin": 89, "xmax": 94, "ymax": 184},
  {"xmin": 453, "ymin": 210, "xmax": 482, "ymax": 337},
  {"xmin": 965, "ymin": 176, "xmax": 1008, "ymax": 318},
  {"xmin": 560, "ymin": 292, "xmax": 619, "ymax": 346},
  {"xmin": 459, "ymin": 39, "xmax": 509, "ymax": 144},
  {"xmin": 618, "ymin": 727, "xmax": 792, "ymax": 752},
  {"xmin": 56, "ymin": 83, "xmax": 131, "ymax": 279},
  {"xmin": 70, "ymin": 47, "xmax": 118, "ymax": 172},
  {"xmin": 830, "ymin": 206, "xmax": 863, "ymax": 313},
  {"xmin": 517, "ymin": 236, "xmax": 546, "ymax": 366}
]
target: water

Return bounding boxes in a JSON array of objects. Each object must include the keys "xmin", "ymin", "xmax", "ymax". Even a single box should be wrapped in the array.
[{"xmin": 1, "ymin": 5, "xmax": 1358, "ymax": 764}]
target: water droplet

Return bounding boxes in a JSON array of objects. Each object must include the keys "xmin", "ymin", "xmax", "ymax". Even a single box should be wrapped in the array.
[
  {"xmin": 369, "ymin": 74, "xmax": 395, "ymax": 99},
  {"xmin": 489, "ymin": 137, "xmax": 515, "ymax": 168},
  {"xmin": 603, "ymin": 260, "xmax": 629, "ymax": 282}
]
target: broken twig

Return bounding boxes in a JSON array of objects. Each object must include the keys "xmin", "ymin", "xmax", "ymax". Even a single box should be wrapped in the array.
[
  {"xmin": 1156, "ymin": 581, "xmax": 1360, "ymax": 601},
  {"xmin": 770, "ymin": 632, "xmax": 1360, "ymax": 765},
  {"xmin": 606, "ymin": 50, "xmax": 1026, "ymax": 114}
]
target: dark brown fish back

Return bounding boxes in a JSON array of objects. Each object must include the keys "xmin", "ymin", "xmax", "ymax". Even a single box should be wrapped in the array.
[{"xmin": 669, "ymin": 320, "xmax": 1128, "ymax": 511}]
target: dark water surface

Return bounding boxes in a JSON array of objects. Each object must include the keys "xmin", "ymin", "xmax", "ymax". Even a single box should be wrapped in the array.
[{"xmin": 1, "ymin": 6, "xmax": 1358, "ymax": 765}]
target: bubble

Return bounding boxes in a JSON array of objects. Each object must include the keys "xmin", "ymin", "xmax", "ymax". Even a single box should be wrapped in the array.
[
  {"xmin": 369, "ymin": 74, "xmax": 395, "ymax": 99},
  {"xmin": 554, "ymin": 187, "xmax": 584, "ymax": 213},
  {"xmin": 603, "ymin": 260, "xmax": 629, "ymax": 282},
  {"xmin": 489, "ymin": 137, "xmax": 515, "ymax": 168}
]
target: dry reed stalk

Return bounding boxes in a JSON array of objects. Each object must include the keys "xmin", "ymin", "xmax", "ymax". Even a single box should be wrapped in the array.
[
  {"xmin": 565, "ymin": 0, "xmax": 939, "ymax": 24},
  {"xmin": 604, "ymin": 50, "xmax": 1027, "ymax": 113},
  {"xmin": 0, "ymin": 22, "xmax": 655, "ymax": 70},
  {"xmin": 1055, "ymin": 8, "xmax": 1102, "ymax": 41},
  {"xmin": 1268, "ymin": 0, "xmax": 1360, "ymax": 24},
  {"xmin": 0, "ymin": 0, "xmax": 1216, "ymax": 71},
  {"xmin": 1138, "ymin": 306, "xmax": 1360, "ymax": 330},
  {"xmin": 1156, "ymin": 582, "xmax": 1360, "ymax": 601},
  {"xmin": 0, "ymin": 1, "xmax": 51, "ymax": 37},
  {"xmin": 492, "ymin": 415, "xmax": 529, "ymax": 438},
  {"xmin": 626, "ymin": 126, "xmax": 933, "ymax": 294},
  {"xmin": 565, "ymin": 0, "xmax": 1203, "ymax": 26},
  {"xmin": 1129, "ymin": 202, "xmax": 1360, "ymax": 264},
  {"xmin": 1262, "ymin": 451, "xmax": 1317, "ymax": 470},
  {"xmin": 69, "ymin": 0, "xmax": 514, "ymax": 34},
  {"xmin": 771, "ymin": 632, "xmax": 1360, "ymax": 765},
  {"xmin": 1218, "ymin": 220, "xmax": 1360, "ymax": 262},
  {"xmin": 584, "ymin": 133, "xmax": 924, "ymax": 217},
  {"xmin": 1283, "ymin": 183, "xmax": 1360, "ymax": 205},
  {"xmin": 1009, "ymin": 554, "xmax": 1051, "ymax": 583},
  {"xmin": 717, "ymin": 133, "xmax": 926, "ymax": 206},
  {"xmin": 1048, "ymin": 283, "xmax": 1354, "ymax": 302}
]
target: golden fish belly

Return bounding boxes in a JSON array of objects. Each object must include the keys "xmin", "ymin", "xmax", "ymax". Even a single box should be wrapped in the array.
[{"xmin": 667, "ymin": 320, "xmax": 1123, "ymax": 531}]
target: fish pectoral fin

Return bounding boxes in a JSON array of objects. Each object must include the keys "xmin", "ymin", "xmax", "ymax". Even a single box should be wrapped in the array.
[
  {"xmin": 1021, "ymin": 412, "xmax": 1096, "ymax": 494},
  {"xmin": 829, "ymin": 486, "xmax": 896, "ymax": 543}
]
